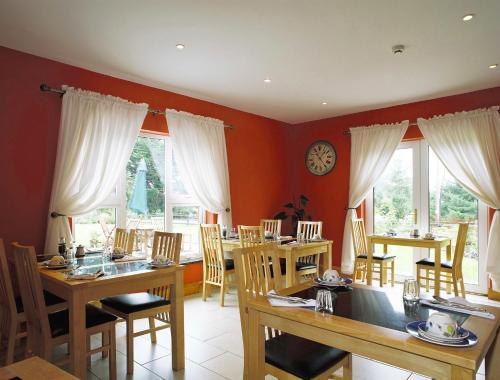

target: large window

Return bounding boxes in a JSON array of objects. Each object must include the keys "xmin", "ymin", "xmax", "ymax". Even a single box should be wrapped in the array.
[{"xmin": 74, "ymin": 134, "xmax": 204, "ymax": 259}]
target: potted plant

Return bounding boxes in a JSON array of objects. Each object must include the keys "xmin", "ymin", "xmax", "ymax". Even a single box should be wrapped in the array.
[{"xmin": 274, "ymin": 194, "xmax": 312, "ymax": 236}]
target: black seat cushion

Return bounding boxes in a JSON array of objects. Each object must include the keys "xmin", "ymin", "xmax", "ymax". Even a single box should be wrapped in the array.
[
  {"xmin": 416, "ymin": 257, "xmax": 453, "ymax": 269},
  {"xmin": 225, "ymin": 258, "xmax": 235, "ymax": 271},
  {"xmin": 265, "ymin": 333, "xmax": 348, "ymax": 379},
  {"xmin": 100, "ymin": 293, "xmax": 170, "ymax": 314},
  {"xmin": 15, "ymin": 290, "xmax": 65, "ymax": 313},
  {"xmin": 278, "ymin": 258, "xmax": 317, "ymax": 275},
  {"xmin": 49, "ymin": 304, "xmax": 117, "ymax": 338},
  {"xmin": 357, "ymin": 253, "xmax": 396, "ymax": 260}
]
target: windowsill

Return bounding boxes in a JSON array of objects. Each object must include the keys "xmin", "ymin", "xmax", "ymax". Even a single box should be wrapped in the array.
[{"xmin": 180, "ymin": 256, "xmax": 203, "ymax": 265}]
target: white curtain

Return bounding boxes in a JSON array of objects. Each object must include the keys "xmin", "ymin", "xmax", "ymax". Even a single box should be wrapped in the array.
[
  {"xmin": 45, "ymin": 86, "xmax": 148, "ymax": 253},
  {"xmin": 165, "ymin": 110, "xmax": 232, "ymax": 228},
  {"xmin": 418, "ymin": 107, "xmax": 500, "ymax": 290},
  {"xmin": 341, "ymin": 121, "xmax": 409, "ymax": 274}
]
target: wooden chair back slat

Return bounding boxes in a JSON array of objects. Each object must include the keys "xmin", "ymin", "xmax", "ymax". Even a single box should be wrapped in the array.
[
  {"xmin": 452, "ymin": 223, "xmax": 469, "ymax": 275},
  {"xmin": 200, "ymin": 224, "xmax": 225, "ymax": 285},
  {"xmin": 260, "ymin": 220, "xmax": 282, "ymax": 236},
  {"xmin": 233, "ymin": 244, "xmax": 282, "ymax": 350},
  {"xmin": 351, "ymin": 218, "xmax": 368, "ymax": 256},
  {"xmin": 151, "ymin": 231, "xmax": 182, "ymax": 263},
  {"xmin": 11, "ymin": 243, "xmax": 52, "ymax": 357},
  {"xmin": 114, "ymin": 228, "xmax": 136, "ymax": 254},
  {"xmin": 0, "ymin": 239, "xmax": 17, "ymax": 338},
  {"xmin": 238, "ymin": 225, "xmax": 265, "ymax": 248},
  {"xmin": 297, "ymin": 221, "xmax": 322, "ymax": 240}
]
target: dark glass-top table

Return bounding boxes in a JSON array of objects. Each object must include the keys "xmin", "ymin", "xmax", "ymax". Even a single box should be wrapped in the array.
[{"xmin": 292, "ymin": 286, "xmax": 468, "ymax": 334}]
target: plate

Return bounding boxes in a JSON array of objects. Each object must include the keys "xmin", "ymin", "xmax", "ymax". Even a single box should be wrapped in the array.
[
  {"xmin": 111, "ymin": 254, "xmax": 126, "ymax": 260},
  {"xmin": 43, "ymin": 261, "xmax": 69, "ymax": 269},
  {"xmin": 417, "ymin": 322, "xmax": 469, "ymax": 342},
  {"xmin": 314, "ymin": 277, "xmax": 353, "ymax": 287},
  {"xmin": 406, "ymin": 321, "xmax": 477, "ymax": 347}
]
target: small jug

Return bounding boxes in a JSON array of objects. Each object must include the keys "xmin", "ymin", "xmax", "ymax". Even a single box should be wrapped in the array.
[{"xmin": 76, "ymin": 245, "xmax": 85, "ymax": 257}]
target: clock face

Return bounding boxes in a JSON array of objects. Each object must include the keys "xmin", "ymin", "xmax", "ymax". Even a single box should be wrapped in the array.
[{"xmin": 305, "ymin": 140, "xmax": 336, "ymax": 176}]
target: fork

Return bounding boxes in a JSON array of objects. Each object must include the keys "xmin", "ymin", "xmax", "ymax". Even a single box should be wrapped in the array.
[
  {"xmin": 267, "ymin": 293, "xmax": 308, "ymax": 304},
  {"xmin": 433, "ymin": 296, "xmax": 486, "ymax": 312}
]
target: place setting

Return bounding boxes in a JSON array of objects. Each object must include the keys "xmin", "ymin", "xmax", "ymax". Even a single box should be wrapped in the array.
[
  {"xmin": 39, "ymin": 255, "xmax": 78, "ymax": 271},
  {"xmin": 147, "ymin": 255, "xmax": 175, "ymax": 269},
  {"xmin": 313, "ymin": 269, "xmax": 353, "ymax": 288}
]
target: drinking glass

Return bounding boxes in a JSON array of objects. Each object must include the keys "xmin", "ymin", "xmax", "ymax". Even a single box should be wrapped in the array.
[
  {"xmin": 297, "ymin": 232, "xmax": 304, "ymax": 244},
  {"xmin": 315, "ymin": 289, "xmax": 334, "ymax": 315},
  {"xmin": 403, "ymin": 279, "xmax": 420, "ymax": 303}
]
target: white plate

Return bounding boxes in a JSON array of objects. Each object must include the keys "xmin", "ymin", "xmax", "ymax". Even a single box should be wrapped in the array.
[{"xmin": 406, "ymin": 321, "xmax": 477, "ymax": 347}]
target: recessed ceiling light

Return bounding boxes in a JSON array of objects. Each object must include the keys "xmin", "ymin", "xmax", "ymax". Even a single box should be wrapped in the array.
[
  {"xmin": 462, "ymin": 14, "xmax": 474, "ymax": 21},
  {"xmin": 321, "ymin": 102, "xmax": 327, "ymax": 105},
  {"xmin": 264, "ymin": 78, "xmax": 271, "ymax": 83},
  {"xmin": 489, "ymin": 64, "xmax": 498, "ymax": 69},
  {"xmin": 176, "ymin": 44, "xmax": 185, "ymax": 50}
]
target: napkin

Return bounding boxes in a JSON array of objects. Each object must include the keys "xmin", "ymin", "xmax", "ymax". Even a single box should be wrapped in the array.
[
  {"xmin": 65, "ymin": 270, "xmax": 104, "ymax": 281},
  {"xmin": 113, "ymin": 254, "xmax": 147, "ymax": 262},
  {"xmin": 266, "ymin": 290, "xmax": 316, "ymax": 308},
  {"xmin": 420, "ymin": 297, "xmax": 495, "ymax": 320}
]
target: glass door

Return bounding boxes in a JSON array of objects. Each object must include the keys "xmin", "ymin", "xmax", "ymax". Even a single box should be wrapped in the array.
[{"xmin": 367, "ymin": 140, "xmax": 488, "ymax": 292}]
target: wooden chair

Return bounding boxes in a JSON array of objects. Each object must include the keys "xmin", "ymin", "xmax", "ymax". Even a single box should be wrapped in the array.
[
  {"xmin": 0, "ymin": 240, "xmax": 67, "ymax": 365},
  {"xmin": 295, "ymin": 221, "xmax": 323, "ymax": 279},
  {"xmin": 11, "ymin": 243, "xmax": 117, "ymax": 379},
  {"xmin": 416, "ymin": 223, "xmax": 469, "ymax": 297},
  {"xmin": 238, "ymin": 225, "xmax": 265, "ymax": 247},
  {"xmin": 200, "ymin": 224, "xmax": 235, "ymax": 306},
  {"xmin": 233, "ymin": 244, "xmax": 352, "ymax": 380},
  {"xmin": 351, "ymin": 219, "xmax": 395, "ymax": 287},
  {"xmin": 260, "ymin": 219, "xmax": 282, "ymax": 237},
  {"xmin": 113, "ymin": 228, "xmax": 136, "ymax": 254},
  {"xmin": 101, "ymin": 231, "xmax": 182, "ymax": 374}
]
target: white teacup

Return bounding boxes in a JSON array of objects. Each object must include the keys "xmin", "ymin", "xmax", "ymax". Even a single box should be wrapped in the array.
[
  {"xmin": 264, "ymin": 231, "xmax": 273, "ymax": 238},
  {"xmin": 312, "ymin": 233, "xmax": 321, "ymax": 240},
  {"xmin": 424, "ymin": 232, "xmax": 434, "ymax": 239},
  {"xmin": 425, "ymin": 312, "xmax": 458, "ymax": 337},
  {"xmin": 153, "ymin": 255, "xmax": 171, "ymax": 265},
  {"xmin": 322, "ymin": 269, "xmax": 340, "ymax": 283}
]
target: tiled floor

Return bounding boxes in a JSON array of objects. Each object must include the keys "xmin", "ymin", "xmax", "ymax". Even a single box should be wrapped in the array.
[{"xmin": 32, "ymin": 284, "xmax": 500, "ymax": 379}]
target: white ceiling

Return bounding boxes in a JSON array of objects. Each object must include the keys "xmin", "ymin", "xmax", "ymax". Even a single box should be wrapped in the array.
[{"xmin": 1, "ymin": 0, "xmax": 499, "ymax": 124}]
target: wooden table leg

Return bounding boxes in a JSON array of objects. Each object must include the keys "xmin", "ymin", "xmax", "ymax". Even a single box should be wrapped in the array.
[
  {"xmin": 367, "ymin": 238, "xmax": 373, "ymax": 286},
  {"xmin": 324, "ymin": 242, "xmax": 332, "ymax": 272},
  {"xmin": 485, "ymin": 328, "xmax": 500, "ymax": 380},
  {"xmin": 170, "ymin": 268, "xmax": 185, "ymax": 371},
  {"xmin": 248, "ymin": 308, "xmax": 265, "ymax": 379},
  {"xmin": 69, "ymin": 290, "xmax": 86, "ymax": 379},
  {"xmin": 434, "ymin": 246, "xmax": 441, "ymax": 297},
  {"xmin": 285, "ymin": 251, "xmax": 294, "ymax": 288}
]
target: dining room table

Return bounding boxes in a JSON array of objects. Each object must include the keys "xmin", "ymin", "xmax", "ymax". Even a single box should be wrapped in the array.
[
  {"xmin": 246, "ymin": 281, "xmax": 500, "ymax": 380},
  {"xmin": 222, "ymin": 238, "xmax": 333, "ymax": 287},
  {"xmin": 37, "ymin": 253, "xmax": 185, "ymax": 379},
  {"xmin": 366, "ymin": 234, "xmax": 452, "ymax": 296}
]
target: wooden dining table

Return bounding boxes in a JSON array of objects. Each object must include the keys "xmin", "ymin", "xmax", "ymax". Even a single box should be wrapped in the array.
[
  {"xmin": 366, "ymin": 234, "xmax": 452, "ymax": 296},
  {"xmin": 222, "ymin": 238, "xmax": 333, "ymax": 287},
  {"xmin": 0, "ymin": 356, "xmax": 78, "ymax": 379},
  {"xmin": 246, "ymin": 281, "xmax": 500, "ymax": 380},
  {"xmin": 38, "ymin": 255, "xmax": 185, "ymax": 379}
]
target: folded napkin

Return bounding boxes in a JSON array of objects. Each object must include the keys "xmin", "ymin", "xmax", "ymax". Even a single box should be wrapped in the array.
[
  {"xmin": 266, "ymin": 290, "xmax": 316, "ymax": 308},
  {"xmin": 65, "ymin": 270, "xmax": 104, "ymax": 281},
  {"xmin": 113, "ymin": 254, "xmax": 147, "ymax": 262},
  {"xmin": 420, "ymin": 297, "xmax": 495, "ymax": 320},
  {"xmin": 286, "ymin": 241, "xmax": 299, "ymax": 246}
]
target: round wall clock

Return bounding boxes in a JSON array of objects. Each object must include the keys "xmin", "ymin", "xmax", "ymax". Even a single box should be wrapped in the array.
[{"xmin": 305, "ymin": 140, "xmax": 337, "ymax": 176}]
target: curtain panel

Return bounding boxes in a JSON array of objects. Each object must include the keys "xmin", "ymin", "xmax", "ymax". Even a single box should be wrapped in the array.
[
  {"xmin": 418, "ymin": 107, "xmax": 500, "ymax": 290},
  {"xmin": 165, "ymin": 110, "xmax": 232, "ymax": 228},
  {"xmin": 45, "ymin": 86, "xmax": 148, "ymax": 253},
  {"xmin": 341, "ymin": 121, "xmax": 409, "ymax": 274}
]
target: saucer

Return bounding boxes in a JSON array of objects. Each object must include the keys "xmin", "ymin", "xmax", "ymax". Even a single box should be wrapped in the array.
[
  {"xmin": 417, "ymin": 322, "xmax": 469, "ymax": 342},
  {"xmin": 314, "ymin": 277, "xmax": 353, "ymax": 288},
  {"xmin": 406, "ymin": 321, "xmax": 477, "ymax": 347}
]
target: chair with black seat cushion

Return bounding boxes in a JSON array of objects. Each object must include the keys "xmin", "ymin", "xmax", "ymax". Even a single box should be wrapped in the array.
[
  {"xmin": 11, "ymin": 243, "xmax": 116, "ymax": 379},
  {"xmin": 260, "ymin": 219, "xmax": 282, "ymax": 238},
  {"xmin": 416, "ymin": 223, "xmax": 468, "ymax": 297},
  {"xmin": 238, "ymin": 225, "xmax": 265, "ymax": 247},
  {"xmin": 351, "ymin": 219, "xmax": 395, "ymax": 287},
  {"xmin": 200, "ymin": 224, "xmax": 235, "ymax": 306},
  {"xmin": 101, "ymin": 231, "xmax": 181, "ymax": 374},
  {"xmin": 295, "ymin": 221, "xmax": 323, "ymax": 281},
  {"xmin": 0, "ymin": 239, "xmax": 67, "ymax": 365},
  {"xmin": 234, "ymin": 243, "xmax": 352, "ymax": 380},
  {"xmin": 113, "ymin": 228, "xmax": 136, "ymax": 254}
]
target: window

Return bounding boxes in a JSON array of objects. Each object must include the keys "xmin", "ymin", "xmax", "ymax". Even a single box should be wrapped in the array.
[{"xmin": 125, "ymin": 134, "xmax": 203, "ymax": 259}]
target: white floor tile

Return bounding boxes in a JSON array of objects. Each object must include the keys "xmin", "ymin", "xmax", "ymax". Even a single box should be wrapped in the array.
[
  {"xmin": 352, "ymin": 355, "xmax": 411, "ymax": 380},
  {"xmin": 90, "ymin": 350, "xmax": 162, "ymax": 380},
  {"xmin": 184, "ymin": 336, "xmax": 225, "ymax": 363},
  {"xmin": 205, "ymin": 332, "xmax": 244, "ymax": 357},
  {"xmin": 201, "ymin": 352, "xmax": 244, "ymax": 380},
  {"xmin": 143, "ymin": 356, "xmax": 225, "ymax": 380}
]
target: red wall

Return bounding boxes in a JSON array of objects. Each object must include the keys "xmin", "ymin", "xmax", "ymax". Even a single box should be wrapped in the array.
[
  {"xmin": 289, "ymin": 86, "xmax": 500, "ymax": 267},
  {"xmin": 0, "ymin": 46, "xmax": 292, "ymax": 265}
]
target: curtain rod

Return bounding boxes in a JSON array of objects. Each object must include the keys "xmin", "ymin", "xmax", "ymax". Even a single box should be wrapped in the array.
[
  {"xmin": 342, "ymin": 122, "xmax": 418, "ymax": 136},
  {"xmin": 40, "ymin": 84, "xmax": 235, "ymax": 129}
]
